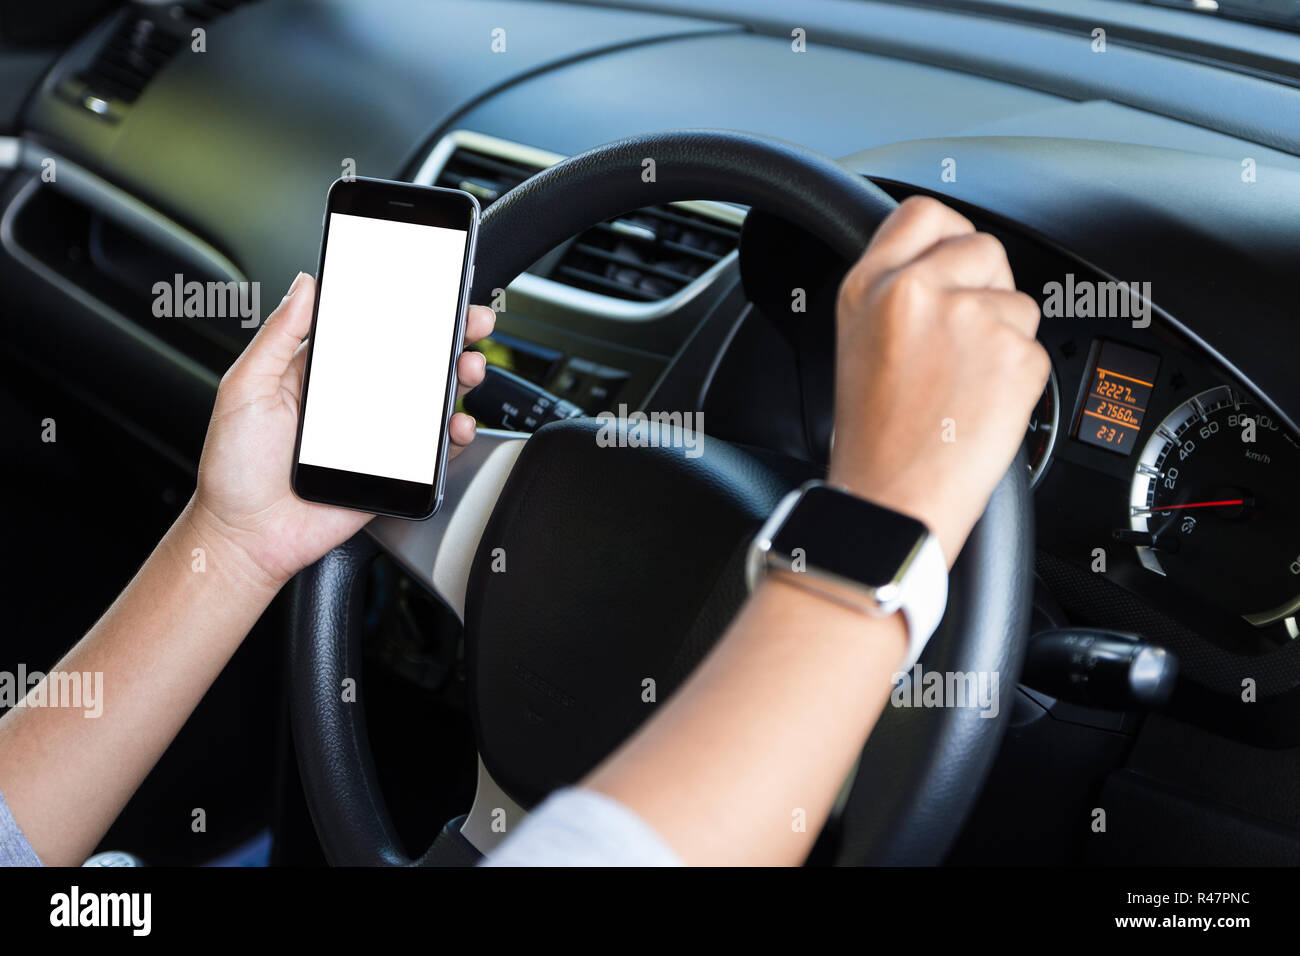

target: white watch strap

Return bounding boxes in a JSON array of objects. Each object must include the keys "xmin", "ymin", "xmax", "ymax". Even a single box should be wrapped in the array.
[
  {"xmin": 746, "ymin": 482, "xmax": 950, "ymax": 668},
  {"xmin": 897, "ymin": 533, "xmax": 949, "ymax": 672}
]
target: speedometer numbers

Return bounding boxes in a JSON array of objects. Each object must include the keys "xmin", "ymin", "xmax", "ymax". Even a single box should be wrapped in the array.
[{"xmin": 1129, "ymin": 386, "xmax": 1300, "ymax": 641}]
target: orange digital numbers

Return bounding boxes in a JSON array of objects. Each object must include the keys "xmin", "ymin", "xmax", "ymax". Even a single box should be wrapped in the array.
[{"xmin": 1074, "ymin": 340, "xmax": 1161, "ymax": 456}]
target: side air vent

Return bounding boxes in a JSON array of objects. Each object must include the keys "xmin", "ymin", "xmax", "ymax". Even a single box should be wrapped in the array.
[
  {"xmin": 58, "ymin": 1, "xmax": 255, "ymax": 120},
  {"xmin": 431, "ymin": 140, "xmax": 742, "ymax": 303}
]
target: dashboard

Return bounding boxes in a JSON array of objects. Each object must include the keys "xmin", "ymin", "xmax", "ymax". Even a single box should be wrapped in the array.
[
  {"xmin": 4, "ymin": 0, "xmax": 1300, "ymax": 770},
  {"xmin": 958, "ymin": 200, "xmax": 1300, "ymax": 741}
]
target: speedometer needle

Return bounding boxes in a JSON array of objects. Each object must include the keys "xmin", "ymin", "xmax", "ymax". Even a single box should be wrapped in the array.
[{"xmin": 1136, "ymin": 498, "xmax": 1248, "ymax": 515}]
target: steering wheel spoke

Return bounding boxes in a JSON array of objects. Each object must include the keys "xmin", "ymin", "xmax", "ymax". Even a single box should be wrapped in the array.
[
  {"xmin": 367, "ymin": 428, "xmax": 529, "ymax": 621},
  {"xmin": 460, "ymin": 757, "xmax": 528, "ymax": 856}
]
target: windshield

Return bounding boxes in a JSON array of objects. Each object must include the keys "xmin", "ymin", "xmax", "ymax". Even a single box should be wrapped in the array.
[
  {"xmin": 1145, "ymin": 0, "xmax": 1300, "ymax": 32},
  {"xmin": 916, "ymin": 0, "xmax": 1300, "ymax": 34}
]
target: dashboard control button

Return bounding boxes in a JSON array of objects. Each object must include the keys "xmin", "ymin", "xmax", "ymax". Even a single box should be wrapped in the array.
[{"xmin": 463, "ymin": 365, "xmax": 583, "ymax": 433}]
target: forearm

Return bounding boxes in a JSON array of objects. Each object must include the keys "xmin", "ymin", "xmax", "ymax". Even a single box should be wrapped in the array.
[
  {"xmin": 0, "ymin": 498, "xmax": 279, "ymax": 866},
  {"xmin": 585, "ymin": 577, "xmax": 907, "ymax": 866}
]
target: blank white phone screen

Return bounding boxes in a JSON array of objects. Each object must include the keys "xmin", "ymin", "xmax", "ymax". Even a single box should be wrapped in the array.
[{"xmin": 298, "ymin": 212, "xmax": 468, "ymax": 485}]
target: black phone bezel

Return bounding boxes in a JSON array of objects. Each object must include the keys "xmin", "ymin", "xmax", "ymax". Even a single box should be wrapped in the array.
[{"xmin": 290, "ymin": 176, "xmax": 480, "ymax": 520}]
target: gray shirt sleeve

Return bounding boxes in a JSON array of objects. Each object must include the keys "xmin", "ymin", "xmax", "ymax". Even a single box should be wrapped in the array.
[
  {"xmin": 3, "ymin": 782, "xmax": 677, "ymax": 867},
  {"xmin": 0, "ymin": 790, "xmax": 43, "ymax": 867},
  {"xmin": 480, "ymin": 786, "xmax": 683, "ymax": 867}
]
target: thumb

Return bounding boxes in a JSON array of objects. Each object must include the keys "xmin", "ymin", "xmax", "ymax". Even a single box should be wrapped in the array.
[{"xmin": 235, "ymin": 272, "xmax": 316, "ymax": 381}]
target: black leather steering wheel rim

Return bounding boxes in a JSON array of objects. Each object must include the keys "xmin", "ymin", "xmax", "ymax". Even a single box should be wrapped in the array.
[
  {"xmin": 465, "ymin": 129, "xmax": 895, "ymax": 297},
  {"xmin": 288, "ymin": 129, "xmax": 1033, "ymax": 866}
]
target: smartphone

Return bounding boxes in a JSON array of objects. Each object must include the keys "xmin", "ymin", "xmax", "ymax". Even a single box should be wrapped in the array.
[{"xmin": 291, "ymin": 177, "xmax": 480, "ymax": 519}]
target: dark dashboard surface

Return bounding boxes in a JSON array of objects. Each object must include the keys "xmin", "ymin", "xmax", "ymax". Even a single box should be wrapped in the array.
[
  {"xmin": 13, "ymin": 1, "xmax": 1300, "ymax": 421},
  {"xmin": 5, "ymin": 0, "xmax": 1300, "ymax": 757},
  {"xmin": 21, "ymin": 0, "xmax": 737, "ymax": 289}
]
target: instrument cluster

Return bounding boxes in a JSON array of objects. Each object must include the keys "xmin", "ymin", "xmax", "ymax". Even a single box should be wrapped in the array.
[{"xmin": 1014, "ymin": 294, "xmax": 1298, "ymax": 668}]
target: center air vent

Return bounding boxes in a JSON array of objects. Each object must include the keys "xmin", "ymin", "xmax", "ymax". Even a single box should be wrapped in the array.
[
  {"xmin": 554, "ymin": 205, "xmax": 740, "ymax": 301},
  {"xmin": 430, "ymin": 138, "xmax": 743, "ymax": 304},
  {"xmin": 58, "ymin": 0, "xmax": 256, "ymax": 120},
  {"xmin": 435, "ymin": 148, "xmax": 539, "ymax": 207}
]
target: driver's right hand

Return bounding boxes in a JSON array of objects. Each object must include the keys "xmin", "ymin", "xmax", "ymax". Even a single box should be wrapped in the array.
[{"xmin": 828, "ymin": 195, "xmax": 1051, "ymax": 565}]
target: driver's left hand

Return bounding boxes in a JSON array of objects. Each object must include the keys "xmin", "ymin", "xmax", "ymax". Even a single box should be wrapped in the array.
[{"xmin": 188, "ymin": 272, "xmax": 495, "ymax": 589}]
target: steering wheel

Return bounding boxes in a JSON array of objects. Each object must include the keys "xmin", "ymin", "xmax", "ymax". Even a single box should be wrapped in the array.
[{"xmin": 287, "ymin": 130, "xmax": 1033, "ymax": 866}]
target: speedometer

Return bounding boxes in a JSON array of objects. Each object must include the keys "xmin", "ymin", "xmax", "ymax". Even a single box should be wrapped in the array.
[{"xmin": 1129, "ymin": 386, "xmax": 1300, "ymax": 640}]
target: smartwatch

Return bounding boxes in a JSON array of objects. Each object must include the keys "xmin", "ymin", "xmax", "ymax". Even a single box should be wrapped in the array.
[{"xmin": 745, "ymin": 480, "xmax": 948, "ymax": 671}]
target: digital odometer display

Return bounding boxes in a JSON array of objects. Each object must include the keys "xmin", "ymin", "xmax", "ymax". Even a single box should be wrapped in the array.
[{"xmin": 1074, "ymin": 339, "xmax": 1161, "ymax": 455}]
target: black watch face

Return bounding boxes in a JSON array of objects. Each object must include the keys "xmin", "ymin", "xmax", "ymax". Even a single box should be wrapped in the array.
[{"xmin": 769, "ymin": 485, "xmax": 930, "ymax": 587}]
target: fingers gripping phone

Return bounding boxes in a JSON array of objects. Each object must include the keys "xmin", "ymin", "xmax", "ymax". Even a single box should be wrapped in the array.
[{"xmin": 291, "ymin": 177, "xmax": 480, "ymax": 519}]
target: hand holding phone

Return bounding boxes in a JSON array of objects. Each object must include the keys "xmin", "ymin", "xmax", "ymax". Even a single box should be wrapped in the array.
[{"xmin": 292, "ymin": 177, "xmax": 481, "ymax": 519}]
